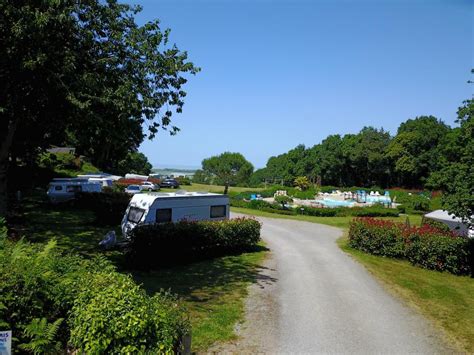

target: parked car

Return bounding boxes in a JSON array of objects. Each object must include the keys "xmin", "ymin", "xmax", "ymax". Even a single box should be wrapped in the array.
[
  {"xmin": 140, "ymin": 181, "xmax": 159, "ymax": 191},
  {"xmin": 125, "ymin": 185, "xmax": 143, "ymax": 195},
  {"xmin": 159, "ymin": 178, "xmax": 180, "ymax": 189}
]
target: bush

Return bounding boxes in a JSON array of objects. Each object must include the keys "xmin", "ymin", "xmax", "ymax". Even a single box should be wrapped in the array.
[
  {"xmin": 76, "ymin": 191, "xmax": 131, "ymax": 225},
  {"xmin": 422, "ymin": 218, "xmax": 451, "ymax": 233},
  {"xmin": 0, "ymin": 237, "xmax": 189, "ymax": 352},
  {"xmin": 348, "ymin": 218, "xmax": 406, "ymax": 258},
  {"xmin": 126, "ymin": 218, "xmax": 261, "ymax": 269},
  {"xmin": 348, "ymin": 218, "xmax": 472, "ymax": 275},
  {"xmin": 69, "ymin": 272, "xmax": 189, "ymax": 353},
  {"xmin": 294, "ymin": 176, "xmax": 311, "ymax": 190}
]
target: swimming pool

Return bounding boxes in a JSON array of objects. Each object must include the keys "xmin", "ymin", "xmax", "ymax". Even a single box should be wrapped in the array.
[{"xmin": 316, "ymin": 199, "xmax": 356, "ymax": 208}]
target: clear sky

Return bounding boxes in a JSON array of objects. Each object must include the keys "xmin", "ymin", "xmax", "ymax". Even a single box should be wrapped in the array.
[{"xmin": 133, "ymin": 0, "xmax": 473, "ymax": 169}]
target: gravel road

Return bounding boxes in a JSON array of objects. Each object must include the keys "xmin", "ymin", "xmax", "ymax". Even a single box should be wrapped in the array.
[{"xmin": 224, "ymin": 213, "xmax": 452, "ymax": 354}]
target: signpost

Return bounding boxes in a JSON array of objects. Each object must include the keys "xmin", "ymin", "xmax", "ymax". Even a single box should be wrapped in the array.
[{"xmin": 0, "ymin": 331, "xmax": 11, "ymax": 355}]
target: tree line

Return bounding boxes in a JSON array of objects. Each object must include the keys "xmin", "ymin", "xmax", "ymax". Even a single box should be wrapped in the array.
[{"xmin": 250, "ymin": 106, "xmax": 472, "ymax": 190}]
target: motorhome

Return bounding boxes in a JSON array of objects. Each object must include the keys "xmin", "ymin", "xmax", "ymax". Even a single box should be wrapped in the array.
[
  {"xmin": 47, "ymin": 178, "xmax": 101, "ymax": 203},
  {"xmin": 121, "ymin": 191, "xmax": 229, "ymax": 237}
]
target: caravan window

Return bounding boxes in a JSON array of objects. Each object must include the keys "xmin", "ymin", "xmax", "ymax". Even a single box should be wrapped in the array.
[
  {"xmin": 156, "ymin": 209, "xmax": 172, "ymax": 223},
  {"xmin": 128, "ymin": 207, "xmax": 145, "ymax": 223},
  {"xmin": 54, "ymin": 186, "xmax": 62, "ymax": 191},
  {"xmin": 66, "ymin": 185, "xmax": 82, "ymax": 193},
  {"xmin": 210, "ymin": 205, "xmax": 226, "ymax": 218}
]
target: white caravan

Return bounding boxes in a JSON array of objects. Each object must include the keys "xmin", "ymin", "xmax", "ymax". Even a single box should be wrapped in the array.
[
  {"xmin": 47, "ymin": 178, "xmax": 102, "ymax": 203},
  {"xmin": 121, "ymin": 191, "xmax": 229, "ymax": 237}
]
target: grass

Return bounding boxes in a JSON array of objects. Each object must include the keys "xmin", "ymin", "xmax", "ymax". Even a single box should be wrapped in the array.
[
  {"xmin": 338, "ymin": 237, "xmax": 474, "ymax": 353},
  {"xmin": 14, "ymin": 192, "xmax": 268, "ymax": 351},
  {"xmin": 231, "ymin": 206, "xmax": 423, "ymax": 229},
  {"xmin": 161, "ymin": 183, "xmax": 263, "ymax": 195},
  {"xmin": 133, "ymin": 246, "xmax": 269, "ymax": 351}
]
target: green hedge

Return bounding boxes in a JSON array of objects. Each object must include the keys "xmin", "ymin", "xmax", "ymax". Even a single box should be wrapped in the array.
[
  {"xmin": 348, "ymin": 218, "xmax": 472, "ymax": 275},
  {"xmin": 76, "ymin": 191, "xmax": 131, "ymax": 225},
  {"xmin": 0, "ymin": 229, "xmax": 189, "ymax": 353},
  {"xmin": 231, "ymin": 199, "xmax": 399, "ymax": 218},
  {"xmin": 126, "ymin": 218, "xmax": 261, "ymax": 269}
]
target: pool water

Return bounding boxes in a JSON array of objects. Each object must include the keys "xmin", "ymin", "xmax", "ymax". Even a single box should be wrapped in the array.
[{"xmin": 317, "ymin": 199, "xmax": 356, "ymax": 207}]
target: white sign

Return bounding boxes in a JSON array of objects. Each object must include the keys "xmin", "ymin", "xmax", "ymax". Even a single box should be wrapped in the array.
[{"xmin": 0, "ymin": 331, "xmax": 11, "ymax": 355}]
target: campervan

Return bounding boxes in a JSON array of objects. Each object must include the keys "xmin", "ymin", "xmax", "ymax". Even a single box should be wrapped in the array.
[
  {"xmin": 121, "ymin": 191, "xmax": 229, "ymax": 237},
  {"xmin": 47, "ymin": 178, "xmax": 101, "ymax": 203}
]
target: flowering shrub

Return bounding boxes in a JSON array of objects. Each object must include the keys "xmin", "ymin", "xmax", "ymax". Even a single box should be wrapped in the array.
[
  {"xmin": 126, "ymin": 218, "xmax": 262, "ymax": 269},
  {"xmin": 348, "ymin": 218, "xmax": 472, "ymax": 275}
]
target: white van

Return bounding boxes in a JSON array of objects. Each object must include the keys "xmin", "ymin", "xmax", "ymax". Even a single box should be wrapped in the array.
[
  {"xmin": 121, "ymin": 191, "xmax": 229, "ymax": 237},
  {"xmin": 47, "ymin": 178, "xmax": 102, "ymax": 203}
]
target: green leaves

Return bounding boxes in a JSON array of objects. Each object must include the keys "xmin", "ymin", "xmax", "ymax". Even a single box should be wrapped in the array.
[{"xmin": 201, "ymin": 152, "xmax": 254, "ymax": 193}]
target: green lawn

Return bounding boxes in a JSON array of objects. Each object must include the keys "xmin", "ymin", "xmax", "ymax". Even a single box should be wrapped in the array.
[
  {"xmin": 339, "ymin": 237, "xmax": 474, "ymax": 353},
  {"xmin": 133, "ymin": 247, "xmax": 268, "ymax": 351},
  {"xmin": 231, "ymin": 206, "xmax": 423, "ymax": 229},
  {"xmin": 16, "ymin": 193, "xmax": 268, "ymax": 352},
  {"xmin": 161, "ymin": 183, "xmax": 263, "ymax": 195}
]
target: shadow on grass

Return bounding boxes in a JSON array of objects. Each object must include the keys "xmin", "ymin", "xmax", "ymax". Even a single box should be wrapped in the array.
[
  {"xmin": 132, "ymin": 245, "xmax": 276, "ymax": 303},
  {"xmin": 11, "ymin": 193, "xmax": 121, "ymax": 258}
]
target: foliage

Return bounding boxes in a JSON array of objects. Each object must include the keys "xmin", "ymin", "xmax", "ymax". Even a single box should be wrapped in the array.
[
  {"xmin": 75, "ymin": 192, "xmax": 131, "ymax": 225},
  {"xmin": 0, "ymin": 0, "xmax": 198, "ymax": 215},
  {"xmin": 274, "ymin": 195, "xmax": 293, "ymax": 208},
  {"xmin": 115, "ymin": 151, "xmax": 153, "ymax": 176},
  {"xmin": 422, "ymin": 218, "xmax": 451, "ymax": 233},
  {"xmin": 294, "ymin": 176, "xmax": 311, "ymax": 190},
  {"xmin": 201, "ymin": 152, "xmax": 254, "ymax": 194},
  {"xmin": 231, "ymin": 198, "xmax": 399, "ymax": 218},
  {"xmin": 348, "ymin": 218, "xmax": 472, "ymax": 275},
  {"xmin": 69, "ymin": 272, "xmax": 189, "ymax": 353},
  {"xmin": 126, "ymin": 218, "xmax": 261, "ymax": 269},
  {"xmin": 427, "ymin": 99, "xmax": 474, "ymax": 228},
  {"xmin": 385, "ymin": 116, "xmax": 449, "ymax": 187},
  {"xmin": 0, "ymin": 237, "xmax": 188, "ymax": 352},
  {"xmin": 19, "ymin": 318, "xmax": 64, "ymax": 355}
]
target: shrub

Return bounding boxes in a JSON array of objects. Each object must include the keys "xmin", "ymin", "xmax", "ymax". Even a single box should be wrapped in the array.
[
  {"xmin": 69, "ymin": 272, "xmax": 189, "ymax": 353},
  {"xmin": 274, "ymin": 195, "xmax": 293, "ymax": 208},
  {"xmin": 126, "ymin": 218, "xmax": 261, "ymax": 269},
  {"xmin": 348, "ymin": 219, "xmax": 406, "ymax": 258},
  {"xmin": 298, "ymin": 207, "xmax": 339, "ymax": 217},
  {"xmin": 348, "ymin": 218, "xmax": 472, "ymax": 275},
  {"xmin": 422, "ymin": 218, "xmax": 451, "ymax": 233},
  {"xmin": 76, "ymin": 191, "xmax": 131, "ymax": 225},
  {"xmin": 0, "ymin": 238, "xmax": 189, "ymax": 352},
  {"xmin": 294, "ymin": 176, "xmax": 311, "ymax": 190},
  {"xmin": 405, "ymin": 228, "xmax": 471, "ymax": 274},
  {"xmin": 407, "ymin": 195, "xmax": 431, "ymax": 211}
]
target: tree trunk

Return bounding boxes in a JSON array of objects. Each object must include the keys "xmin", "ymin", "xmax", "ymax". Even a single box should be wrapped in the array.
[
  {"xmin": 224, "ymin": 183, "xmax": 229, "ymax": 195},
  {"xmin": 0, "ymin": 116, "xmax": 20, "ymax": 217},
  {"xmin": 0, "ymin": 158, "xmax": 8, "ymax": 218}
]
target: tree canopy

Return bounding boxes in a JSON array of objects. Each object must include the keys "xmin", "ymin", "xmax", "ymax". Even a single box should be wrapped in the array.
[
  {"xmin": 201, "ymin": 152, "xmax": 254, "ymax": 194},
  {"xmin": 0, "ymin": 0, "xmax": 198, "ymax": 215}
]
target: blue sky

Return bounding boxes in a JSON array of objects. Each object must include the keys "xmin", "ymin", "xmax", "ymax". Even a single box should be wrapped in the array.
[{"xmin": 133, "ymin": 0, "xmax": 473, "ymax": 169}]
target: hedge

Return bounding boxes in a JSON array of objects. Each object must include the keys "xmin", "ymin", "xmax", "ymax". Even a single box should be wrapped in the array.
[
  {"xmin": 76, "ymin": 191, "xmax": 131, "ymax": 225},
  {"xmin": 348, "ymin": 218, "xmax": 473, "ymax": 275},
  {"xmin": 126, "ymin": 218, "xmax": 261, "ymax": 269},
  {"xmin": 231, "ymin": 199, "xmax": 399, "ymax": 218},
  {"xmin": 0, "ymin": 228, "xmax": 189, "ymax": 353}
]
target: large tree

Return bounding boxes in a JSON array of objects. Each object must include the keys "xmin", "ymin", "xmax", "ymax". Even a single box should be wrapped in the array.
[
  {"xmin": 115, "ymin": 152, "xmax": 153, "ymax": 176},
  {"xmin": 385, "ymin": 116, "xmax": 450, "ymax": 187},
  {"xmin": 0, "ymin": 0, "xmax": 198, "ymax": 216},
  {"xmin": 201, "ymin": 152, "xmax": 254, "ymax": 194},
  {"xmin": 427, "ymin": 99, "xmax": 473, "ymax": 228}
]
